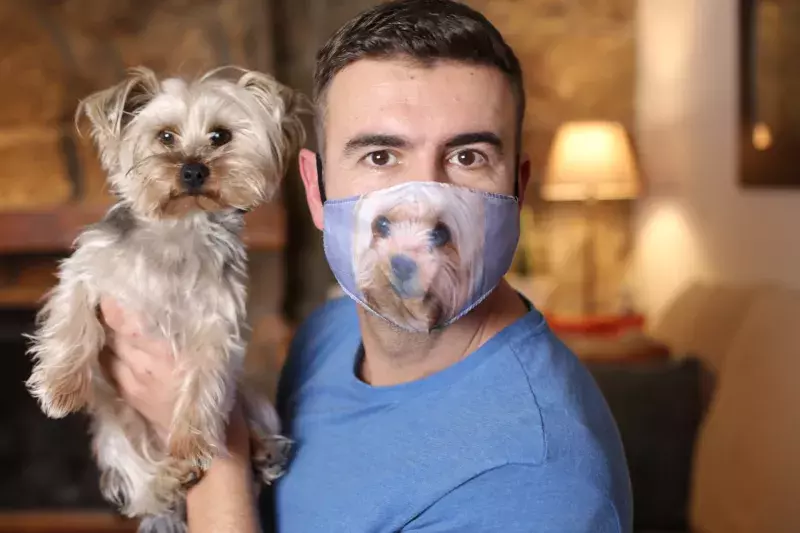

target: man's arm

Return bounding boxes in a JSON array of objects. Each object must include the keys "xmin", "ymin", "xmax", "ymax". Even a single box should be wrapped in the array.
[
  {"xmin": 186, "ymin": 406, "xmax": 262, "ymax": 533},
  {"xmin": 402, "ymin": 464, "xmax": 624, "ymax": 533}
]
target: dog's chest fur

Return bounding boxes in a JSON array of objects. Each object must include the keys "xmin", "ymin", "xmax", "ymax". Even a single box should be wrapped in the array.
[{"xmin": 76, "ymin": 203, "xmax": 248, "ymax": 344}]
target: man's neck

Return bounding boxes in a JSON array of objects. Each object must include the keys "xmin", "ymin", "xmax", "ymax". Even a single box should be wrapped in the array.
[{"xmin": 358, "ymin": 281, "xmax": 529, "ymax": 386}]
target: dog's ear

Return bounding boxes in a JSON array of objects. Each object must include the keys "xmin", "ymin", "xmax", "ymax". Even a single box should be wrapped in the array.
[
  {"xmin": 237, "ymin": 70, "xmax": 310, "ymax": 175},
  {"xmin": 76, "ymin": 66, "xmax": 160, "ymax": 170}
]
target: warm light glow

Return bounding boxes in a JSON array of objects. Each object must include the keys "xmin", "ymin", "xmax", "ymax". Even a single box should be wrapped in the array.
[
  {"xmin": 752, "ymin": 122, "xmax": 773, "ymax": 151},
  {"xmin": 631, "ymin": 197, "xmax": 713, "ymax": 323},
  {"xmin": 542, "ymin": 121, "xmax": 640, "ymax": 201}
]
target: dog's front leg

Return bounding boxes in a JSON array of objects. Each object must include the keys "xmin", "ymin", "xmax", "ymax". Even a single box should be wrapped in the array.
[
  {"xmin": 167, "ymin": 329, "xmax": 239, "ymax": 465},
  {"xmin": 26, "ymin": 261, "xmax": 104, "ymax": 418}
]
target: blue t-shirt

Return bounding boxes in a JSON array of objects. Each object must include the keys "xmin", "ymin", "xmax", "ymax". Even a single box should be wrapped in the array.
[{"xmin": 268, "ymin": 297, "xmax": 632, "ymax": 532}]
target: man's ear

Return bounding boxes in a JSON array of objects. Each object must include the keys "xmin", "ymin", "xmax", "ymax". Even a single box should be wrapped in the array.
[
  {"xmin": 299, "ymin": 148, "xmax": 324, "ymax": 230},
  {"xmin": 75, "ymin": 66, "xmax": 159, "ymax": 172},
  {"xmin": 517, "ymin": 156, "xmax": 531, "ymax": 207}
]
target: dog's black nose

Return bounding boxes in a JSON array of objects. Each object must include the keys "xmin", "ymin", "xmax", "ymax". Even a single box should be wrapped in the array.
[
  {"xmin": 390, "ymin": 255, "xmax": 417, "ymax": 282},
  {"xmin": 181, "ymin": 162, "xmax": 210, "ymax": 193}
]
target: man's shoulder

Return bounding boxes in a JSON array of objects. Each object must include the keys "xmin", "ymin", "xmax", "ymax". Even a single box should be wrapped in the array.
[
  {"xmin": 503, "ymin": 319, "xmax": 632, "ymax": 529},
  {"xmin": 289, "ymin": 296, "xmax": 360, "ymax": 367},
  {"xmin": 275, "ymin": 297, "xmax": 359, "ymax": 412},
  {"xmin": 296, "ymin": 296, "xmax": 359, "ymax": 342},
  {"xmin": 510, "ymin": 323, "xmax": 625, "ymax": 448}
]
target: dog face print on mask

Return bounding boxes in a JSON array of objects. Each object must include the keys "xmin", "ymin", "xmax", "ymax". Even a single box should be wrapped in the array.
[{"xmin": 323, "ymin": 181, "xmax": 520, "ymax": 332}]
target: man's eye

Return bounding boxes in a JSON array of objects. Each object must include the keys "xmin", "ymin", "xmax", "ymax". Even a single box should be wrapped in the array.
[
  {"xmin": 365, "ymin": 150, "xmax": 396, "ymax": 167},
  {"xmin": 448, "ymin": 149, "xmax": 486, "ymax": 168}
]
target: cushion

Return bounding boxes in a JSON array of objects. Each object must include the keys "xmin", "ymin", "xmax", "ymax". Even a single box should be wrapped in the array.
[
  {"xmin": 690, "ymin": 287, "xmax": 800, "ymax": 533},
  {"xmin": 587, "ymin": 357, "xmax": 703, "ymax": 531},
  {"xmin": 650, "ymin": 281, "xmax": 763, "ymax": 374}
]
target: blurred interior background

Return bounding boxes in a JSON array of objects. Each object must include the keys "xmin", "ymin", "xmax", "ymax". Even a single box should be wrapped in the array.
[{"xmin": 0, "ymin": 0, "xmax": 798, "ymax": 532}]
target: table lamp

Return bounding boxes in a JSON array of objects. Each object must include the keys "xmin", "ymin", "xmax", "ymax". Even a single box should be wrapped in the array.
[{"xmin": 541, "ymin": 121, "xmax": 639, "ymax": 316}]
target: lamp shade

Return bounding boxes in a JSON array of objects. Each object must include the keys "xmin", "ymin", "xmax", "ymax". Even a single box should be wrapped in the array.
[{"xmin": 542, "ymin": 121, "xmax": 640, "ymax": 201}]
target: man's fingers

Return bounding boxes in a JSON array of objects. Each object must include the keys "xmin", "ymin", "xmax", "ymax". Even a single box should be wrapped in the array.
[
  {"xmin": 108, "ymin": 355, "xmax": 145, "ymax": 403},
  {"xmin": 136, "ymin": 336, "xmax": 172, "ymax": 363},
  {"xmin": 122, "ymin": 333, "xmax": 174, "ymax": 367},
  {"xmin": 99, "ymin": 296, "xmax": 144, "ymax": 339},
  {"xmin": 103, "ymin": 314, "xmax": 173, "ymax": 371},
  {"xmin": 107, "ymin": 330, "xmax": 158, "ymax": 382}
]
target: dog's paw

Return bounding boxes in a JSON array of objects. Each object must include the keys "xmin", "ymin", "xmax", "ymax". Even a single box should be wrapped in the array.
[
  {"xmin": 252, "ymin": 433, "xmax": 292, "ymax": 484},
  {"xmin": 138, "ymin": 512, "xmax": 187, "ymax": 533}
]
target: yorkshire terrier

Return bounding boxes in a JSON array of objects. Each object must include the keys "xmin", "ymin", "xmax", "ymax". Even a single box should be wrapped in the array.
[
  {"xmin": 25, "ymin": 66, "xmax": 306, "ymax": 532},
  {"xmin": 352, "ymin": 184, "xmax": 485, "ymax": 331}
]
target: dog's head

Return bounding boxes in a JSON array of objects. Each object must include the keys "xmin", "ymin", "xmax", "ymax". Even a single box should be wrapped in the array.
[
  {"xmin": 353, "ymin": 184, "xmax": 484, "ymax": 331},
  {"xmin": 77, "ymin": 66, "xmax": 307, "ymax": 219}
]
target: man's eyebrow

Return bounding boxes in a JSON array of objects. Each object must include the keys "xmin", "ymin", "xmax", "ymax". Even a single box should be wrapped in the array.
[
  {"xmin": 343, "ymin": 134, "xmax": 410, "ymax": 155},
  {"xmin": 444, "ymin": 132, "xmax": 504, "ymax": 153}
]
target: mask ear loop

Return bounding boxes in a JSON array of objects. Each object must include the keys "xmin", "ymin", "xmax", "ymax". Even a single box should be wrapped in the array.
[
  {"xmin": 513, "ymin": 152, "xmax": 522, "ymax": 200},
  {"xmin": 316, "ymin": 152, "xmax": 327, "ymax": 204}
]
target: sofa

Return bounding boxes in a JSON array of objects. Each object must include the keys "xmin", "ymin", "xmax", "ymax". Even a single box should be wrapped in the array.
[{"xmin": 585, "ymin": 281, "xmax": 800, "ymax": 533}]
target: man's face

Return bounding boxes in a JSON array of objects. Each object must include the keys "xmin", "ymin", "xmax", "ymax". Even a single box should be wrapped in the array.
[{"xmin": 300, "ymin": 58, "xmax": 527, "ymax": 228}]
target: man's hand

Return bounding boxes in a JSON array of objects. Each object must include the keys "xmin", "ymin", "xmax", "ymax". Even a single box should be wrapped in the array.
[
  {"xmin": 100, "ymin": 297, "xmax": 177, "ymax": 443},
  {"xmin": 99, "ymin": 296, "xmax": 261, "ymax": 532}
]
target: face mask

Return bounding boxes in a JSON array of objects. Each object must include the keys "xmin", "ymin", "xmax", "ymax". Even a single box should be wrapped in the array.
[{"xmin": 322, "ymin": 181, "xmax": 520, "ymax": 333}]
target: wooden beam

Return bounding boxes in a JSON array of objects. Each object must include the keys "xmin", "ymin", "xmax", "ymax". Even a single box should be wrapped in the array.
[
  {"xmin": 0, "ymin": 511, "xmax": 137, "ymax": 533},
  {"xmin": 0, "ymin": 203, "xmax": 286, "ymax": 254}
]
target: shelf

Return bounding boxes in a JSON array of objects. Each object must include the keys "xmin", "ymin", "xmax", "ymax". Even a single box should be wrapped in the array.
[
  {"xmin": 0, "ymin": 202, "xmax": 286, "ymax": 255},
  {"xmin": 0, "ymin": 511, "xmax": 137, "ymax": 533}
]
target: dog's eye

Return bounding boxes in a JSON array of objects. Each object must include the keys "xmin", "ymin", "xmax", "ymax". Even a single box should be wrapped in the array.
[
  {"xmin": 157, "ymin": 130, "xmax": 176, "ymax": 146},
  {"xmin": 209, "ymin": 128, "xmax": 232, "ymax": 147},
  {"xmin": 430, "ymin": 223, "xmax": 451, "ymax": 248},
  {"xmin": 372, "ymin": 216, "xmax": 391, "ymax": 238}
]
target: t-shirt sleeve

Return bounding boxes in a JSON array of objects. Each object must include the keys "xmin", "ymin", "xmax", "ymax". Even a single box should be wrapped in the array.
[{"xmin": 402, "ymin": 464, "xmax": 624, "ymax": 533}]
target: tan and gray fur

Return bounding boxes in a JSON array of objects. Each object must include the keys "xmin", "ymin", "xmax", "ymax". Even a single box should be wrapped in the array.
[
  {"xmin": 25, "ymin": 66, "xmax": 306, "ymax": 532},
  {"xmin": 353, "ymin": 183, "xmax": 485, "ymax": 332}
]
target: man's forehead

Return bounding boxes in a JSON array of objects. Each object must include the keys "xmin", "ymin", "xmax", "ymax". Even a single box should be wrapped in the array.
[{"xmin": 324, "ymin": 58, "xmax": 515, "ymax": 138}]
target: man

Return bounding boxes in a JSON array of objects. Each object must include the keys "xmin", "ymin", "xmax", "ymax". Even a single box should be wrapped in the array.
[{"xmin": 102, "ymin": 0, "xmax": 632, "ymax": 531}]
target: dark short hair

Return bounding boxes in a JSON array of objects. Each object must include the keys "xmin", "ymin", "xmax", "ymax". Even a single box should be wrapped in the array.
[{"xmin": 313, "ymin": 0, "xmax": 525, "ymax": 154}]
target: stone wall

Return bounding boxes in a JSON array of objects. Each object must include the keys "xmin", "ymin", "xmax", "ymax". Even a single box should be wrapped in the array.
[{"xmin": 0, "ymin": 0, "xmax": 275, "ymax": 210}]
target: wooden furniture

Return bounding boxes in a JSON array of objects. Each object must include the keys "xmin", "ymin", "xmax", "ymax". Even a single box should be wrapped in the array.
[
  {"xmin": 546, "ymin": 313, "xmax": 670, "ymax": 364},
  {"xmin": 0, "ymin": 512, "xmax": 138, "ymax": 533},
  {"xmin": 545, "ymin": 312, "xmax": 646, "ymax": 337}
]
